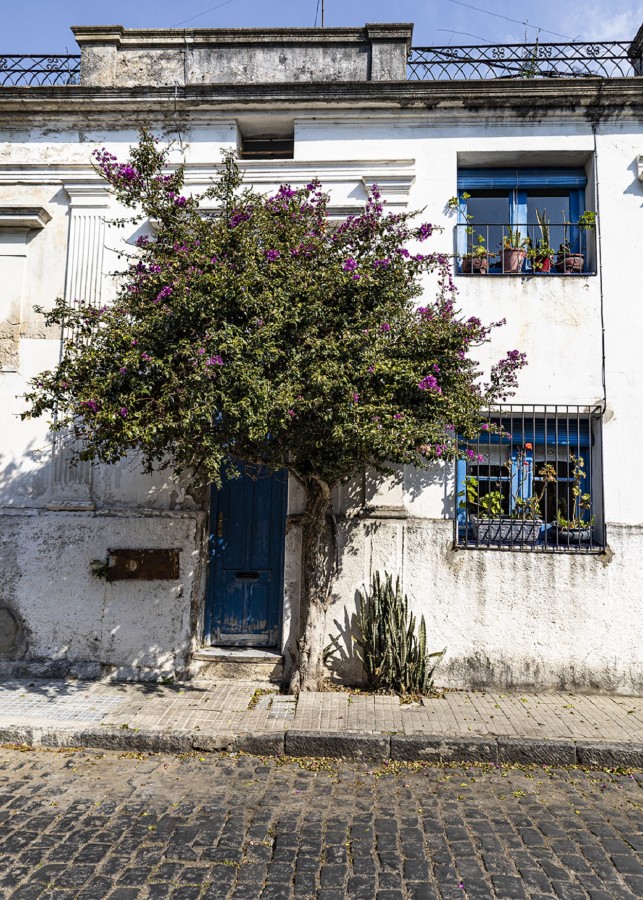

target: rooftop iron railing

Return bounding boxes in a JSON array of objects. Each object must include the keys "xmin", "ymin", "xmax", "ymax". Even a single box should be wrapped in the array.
[
  {"xmin": 1, "ymin": 40, "xmax": 640, "ymax": 86},
  {"xmin": 407, "ymin": 41, "xmax": 639, "ymax": 80},
  {"xmin": 0, "ymin": 55, "xmax": 80, "ymax": 86}
]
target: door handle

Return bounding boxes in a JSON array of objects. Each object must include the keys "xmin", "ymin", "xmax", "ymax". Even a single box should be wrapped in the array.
[{"xmin": 217, "ymin": 512, "xmax": 224, "ymax": 538}]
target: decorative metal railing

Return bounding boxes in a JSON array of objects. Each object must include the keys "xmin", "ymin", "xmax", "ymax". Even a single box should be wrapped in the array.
[
  {"xmin": 0, "ymin": 55, "xmax": 80, "ymax": 86},
  {"xmin": 456, "ymin": 405, "xmax": 605, "ymax": 554},
  {"xmin": 408, "ymin": 42, "xmax": 639, "ymax": 80},
  {"xmin": 454, "ymin": 222, "xmax": 597, "ymax": 276}
]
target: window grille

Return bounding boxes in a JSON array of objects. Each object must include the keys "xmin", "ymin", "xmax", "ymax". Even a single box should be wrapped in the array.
[{"xmin": 456, "ymin": 405, "xmax": 605, "ymax": 553}]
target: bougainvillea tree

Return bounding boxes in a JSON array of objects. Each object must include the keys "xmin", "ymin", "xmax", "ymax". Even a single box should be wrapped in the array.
[{"xmin": 24, "ymin": 132, "xmax": 525, "ymax": 692}]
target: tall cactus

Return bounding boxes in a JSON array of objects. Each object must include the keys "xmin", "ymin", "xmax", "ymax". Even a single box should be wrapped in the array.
[{"xmin": 354, "ymin": 572, "xmax": 445, "ymax": 695}]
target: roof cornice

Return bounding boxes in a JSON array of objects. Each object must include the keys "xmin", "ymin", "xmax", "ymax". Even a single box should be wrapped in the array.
[{"xmin": 0, "ymin": 77, "xmax": 642, "ymax": 121}]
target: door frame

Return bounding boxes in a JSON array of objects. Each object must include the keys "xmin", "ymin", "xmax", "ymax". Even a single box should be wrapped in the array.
[{"xmin": 203, "ymin": 466, "xmax": 288, "ymax": 648}]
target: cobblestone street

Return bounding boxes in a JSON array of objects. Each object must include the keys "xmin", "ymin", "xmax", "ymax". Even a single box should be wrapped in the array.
[{"xmin": 0, "ymin": 747, "xmax": 641, "ymax": 899}]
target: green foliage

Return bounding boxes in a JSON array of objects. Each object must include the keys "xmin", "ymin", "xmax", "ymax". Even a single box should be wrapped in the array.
[
  {"xmin": 556, "ymin": 454, "xmax": 593, "ymax": 529},
  {"xmin": 354, "ymin": 572, "xmax": 445, "ymax": 696},
  {"xmin": 502, "ymin": 226, "xmax": 528, "ymax": 250},
  {"xmin": 461, "ymin": 458, "xmax": 557, "ymax": 521},
  {"xmin": 23, "ymin": 130, "xmax": 525, "ymax": 490}
]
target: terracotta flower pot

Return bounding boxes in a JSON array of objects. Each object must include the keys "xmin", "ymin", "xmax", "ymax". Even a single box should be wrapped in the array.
[
  {"xmin": 502, "ymin": 248, "xmax": 526, "ymax": 274},
  {"xmin": 532, "ymin": 253, "xmax": 552, "ymax": 273},
  {"xmin": 461, "ymin": 254, "xmax": 489, "ymax": 274},
  {"xmin": 555, "ymin": 253, "xmax": 584, "ymax": 273}
]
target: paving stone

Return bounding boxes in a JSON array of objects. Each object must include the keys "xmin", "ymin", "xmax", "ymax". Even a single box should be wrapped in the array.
[{"xmin": 0, "ymin": 747, "xmax": 641, "ymax": 900}]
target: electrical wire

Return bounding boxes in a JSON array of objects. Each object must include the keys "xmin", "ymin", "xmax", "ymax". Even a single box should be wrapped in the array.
[
  {"xmin": 447, "ymin": 0, "xmax": 575, "ymax": 41},
  {"xmin": 172, "ymin": 0, "xmax": 238, "ymax": 28},
  {"xmin": 314, "ymin": 0, "xmax": 320, "ymax": 27},
  {"xmin": 437, "ymin": 29, "xmax": 495, "ymax": 44}
]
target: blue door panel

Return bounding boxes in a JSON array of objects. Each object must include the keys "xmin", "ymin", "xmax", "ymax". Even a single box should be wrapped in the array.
[{"xmin": 206, "ymin": 466, "xmax": 287, "ymax": 645}]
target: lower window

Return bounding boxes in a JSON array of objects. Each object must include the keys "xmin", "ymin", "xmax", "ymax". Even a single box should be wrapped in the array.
[{"xmin": 456, "ymin": 405, "xmax": 604, "ymax": 552}]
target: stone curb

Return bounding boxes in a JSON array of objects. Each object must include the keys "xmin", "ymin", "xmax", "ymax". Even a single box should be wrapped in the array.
[{"xmin": 0, "ymin": 723, "xmax": 642, "ymax": 768}]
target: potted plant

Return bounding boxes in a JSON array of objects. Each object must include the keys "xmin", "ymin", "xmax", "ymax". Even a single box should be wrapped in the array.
[
  {"xmin": 502, "ymin": 226, "xmax": 528, "ymax": 274},
  {"xmin": 464, "ymin": 456, "xmax": 557, "ymax": 545},
  {"xmin": 555, "ymin": 210, "xmax": 595, "ymax": 273},
  {"xmin": 461, "ymin": 233, "xmax": 493, "ymax": 274},
  {"xmin": 528, "ymin": 208, "xmax": 555, "ymax": 273},
  {"xmin": 447, "ymin": 193, "xmax": 494, "ymax": 275},
  {"xmin": 555, "ymin": 454, "xmax": 593, "ymax": 544}
]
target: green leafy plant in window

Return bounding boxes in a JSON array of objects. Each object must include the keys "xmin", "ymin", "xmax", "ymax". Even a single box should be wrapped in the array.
[
  {"xmin": 556, "ymin": 454, "xmax": 593, "ymax": 530},
  {"xmin": 527, "ymin": 208, "xmax": 555, "ymax": 272}
]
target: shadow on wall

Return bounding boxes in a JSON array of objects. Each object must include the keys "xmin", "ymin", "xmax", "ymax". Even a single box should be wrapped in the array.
[{"xmin": 318, "ymin": 463, "xmax": 451, "ymax": 686}]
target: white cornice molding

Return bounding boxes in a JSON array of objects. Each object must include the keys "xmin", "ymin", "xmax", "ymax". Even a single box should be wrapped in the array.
[
  {"xmin": 0, "ymin": 158, "xmax": 416, "ymax": 205},
  {"xmin": 0, "ymin": 207, "xmax": 52, "ymax": 230},
  {"xmin": 0, "ymin": 165, "xmax": 96, "ymax": 185}
]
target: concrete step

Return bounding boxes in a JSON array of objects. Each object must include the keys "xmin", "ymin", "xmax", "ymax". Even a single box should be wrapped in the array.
[{"xmin": 190, "ymin": 647, "xmax": 284, "ymax": 683}]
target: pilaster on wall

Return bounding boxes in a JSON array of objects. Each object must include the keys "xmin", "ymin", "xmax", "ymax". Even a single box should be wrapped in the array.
[{"xmin": 48, "ymin": 182, "xmax": 109, "ymax": 510}]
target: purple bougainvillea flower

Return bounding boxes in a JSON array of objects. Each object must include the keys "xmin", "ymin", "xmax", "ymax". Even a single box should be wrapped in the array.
[
  {"xmin": 418, "ymin": 374, "xmax": 442, "ymax": 393},
  {"xmin": 342, "ymin": 258, "xmax": 358, "ymax": 272},
  {"xmin": 119, "ymin": 407, "xmax": 128, "ymax": 418}
]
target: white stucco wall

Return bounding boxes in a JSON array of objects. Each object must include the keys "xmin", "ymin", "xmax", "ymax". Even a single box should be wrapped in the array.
[{"xmin": 0, "ymin": 80, "xmax": 641, "ymax": 689}]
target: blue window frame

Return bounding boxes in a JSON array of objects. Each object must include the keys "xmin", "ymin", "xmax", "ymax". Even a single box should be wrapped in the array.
[
  {"xmin": 455, "ymin": 406, "xmax": 604, "ymax": 552},
  {"xmin": 456, "ymin": 167, "xmax": 592, "ymax": 275}
]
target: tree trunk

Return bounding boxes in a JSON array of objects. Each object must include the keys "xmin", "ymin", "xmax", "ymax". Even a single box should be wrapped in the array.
[{"xmin": 288, "ymin": 475, "xmax": 333, "ymax": 694}]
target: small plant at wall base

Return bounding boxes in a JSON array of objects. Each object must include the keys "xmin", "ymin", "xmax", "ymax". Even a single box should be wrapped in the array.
[
  {"xmin": 23, "ymin": 130, "xmax": 526, "ymax": 694},
  {"xmin": 354, "ymin": 572, "xmax": 445, "ymax": 696}
]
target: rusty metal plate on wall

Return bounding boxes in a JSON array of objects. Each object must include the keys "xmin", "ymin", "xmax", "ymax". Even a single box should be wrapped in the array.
[{"xmin": 106, "ymin": 549, "xmax": 180, "ymax": 581}]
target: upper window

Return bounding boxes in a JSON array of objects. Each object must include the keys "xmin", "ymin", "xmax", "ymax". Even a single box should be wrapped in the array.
[
  {"xmin": 239, "ymin": 137, "xmax": 294, "ymax": 160},
  {"xmin": 455, "ymin": 168, "xmax": 596, "ymax": 276},
  {"xmin": 456, "ymin": 404, "xmax": 604, "ymax": 553}
]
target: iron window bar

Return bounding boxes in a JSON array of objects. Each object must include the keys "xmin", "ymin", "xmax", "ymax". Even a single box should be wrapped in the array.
[
  {"xmin": 0, "ymin": 56, "xmax": 80, "ymax": 87},
  {"xmin": 408, "ymin": 42, "xmax": 638, "ymax": 81},
  {"xmin": 456, "ymin": 404, "xmax": 605, "ymax": 554},
  {"xmin": 455, "ymin": 222, "xmax": 596, "ymax": 276}
]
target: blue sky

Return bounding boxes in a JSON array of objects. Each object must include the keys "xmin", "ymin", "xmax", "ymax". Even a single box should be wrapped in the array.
[{"xmin": 1, "ymin": 0, "xmax": 642, "ymax": 53}]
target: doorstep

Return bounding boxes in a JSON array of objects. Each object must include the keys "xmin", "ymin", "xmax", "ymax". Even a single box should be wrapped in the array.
[{"xmin": 189, "ymin": 646, "xmax": 284, "ymax": 683}]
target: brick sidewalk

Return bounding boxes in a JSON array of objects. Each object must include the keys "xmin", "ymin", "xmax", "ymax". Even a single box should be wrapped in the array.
[{"xmin": 1, "ymin": 677, "xmax": 642, "ymax": 766}]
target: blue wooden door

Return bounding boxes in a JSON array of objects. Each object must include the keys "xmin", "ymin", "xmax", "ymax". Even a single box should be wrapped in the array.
[{"xmin": 205, "ymin": 465, "xmax": 287, "ymax": 646}]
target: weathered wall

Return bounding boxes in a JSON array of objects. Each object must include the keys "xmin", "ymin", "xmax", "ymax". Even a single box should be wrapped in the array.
[
  {"xmin": 322, "ymin": 515, "xmax": 642, "ymax": 695},
  {"xmin": 0, "ymin": 36, "xmax": 642, "ymax": 688},
  {"xmin": 0, "ymin": 510, "xmax": 204, "ymax": 680},
  {"xmin": 72, "ymin": 24, "xmax": 412, "ymax": 87}
]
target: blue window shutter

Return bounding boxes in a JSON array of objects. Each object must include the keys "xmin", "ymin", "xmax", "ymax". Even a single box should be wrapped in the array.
[
  {"xmin": 515, "ymin": 188, "xmax": 528, "ymax": 232},
  {"xmin": 458, "ymin": 168, "xmax": 587, "ymax": 190}
]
